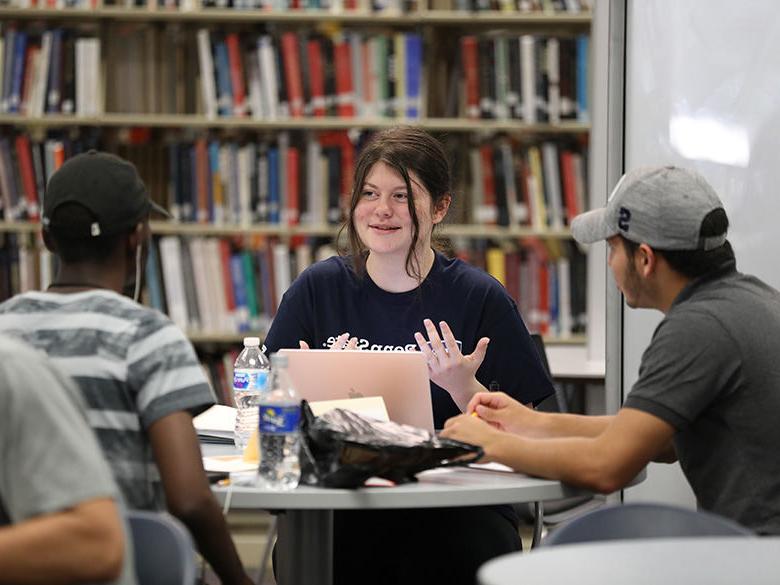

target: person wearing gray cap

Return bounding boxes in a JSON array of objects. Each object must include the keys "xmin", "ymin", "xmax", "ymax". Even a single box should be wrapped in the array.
[
  {"xmin": 0, "ymin": 151, "xmax": 254, "ymax": 584},
  {"xmin": 442, "ymin": 166, "xmax": 780, "ymax": 535}
]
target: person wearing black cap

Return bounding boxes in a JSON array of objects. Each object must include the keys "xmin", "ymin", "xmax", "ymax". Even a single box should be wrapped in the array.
[
  {"xmin": 0, "ymin": 151, "xmax": 254, "ymax": 584},
  {"xmin": 442, "ymin": 166, "xmax": 780, "ymax": 535}
]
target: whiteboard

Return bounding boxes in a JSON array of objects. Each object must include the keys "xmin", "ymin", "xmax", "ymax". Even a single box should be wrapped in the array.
[{"xmin": 620, "ymin": 0, "xmax": 780, "ymax": 505}]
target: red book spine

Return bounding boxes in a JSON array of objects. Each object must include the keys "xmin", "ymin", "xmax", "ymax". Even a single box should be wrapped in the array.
[
  {"xmin": 559, "ymin": 150, "xmax": 579, "ymax": 224},
  {"xmin": 286, "ymin": 147, "xmax": 300, "ymax": 226},
  {"xmin": 333, "ymin": 38, "xmax": 355, "ymax": 118},
  {"xmin": 281, "ymin": 32, "xmax": 305, "ymax": 118},
  {"xmin": 461, "ymin": 36, "xmax": 480, "ymax": 120},
  {"xmin": 340, "ymin": 136, "xmax": 355, "ymax": 212},
  {"xmin": 20, "ymin": 45, "xmax": 39, "ymax": 117},
  {"xmin": 195, "ymin": 138, "xmax": 209, "ymax": 224},
  {"xmin": 14, "ymin": 135, "xmax": 40, "ymax": 221},
  {"xmin": 225, "ymin": 33, "xmax": 247, "ymax": 117},
  {"xmin": 306, "ymin": 38, "xmax": 326, "ymax": 117},
  {"xmin": 218, "ymin": 239, "xmax": 236, "ymax": 314},
  {"xmin": 52, "ymin": 142, "xmax": 65, "ymax": 170}
]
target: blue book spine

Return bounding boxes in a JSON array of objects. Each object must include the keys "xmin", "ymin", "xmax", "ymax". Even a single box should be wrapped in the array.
[
  {"xmin": 576, "ymin": 35, "xmax": 589, "ymax": 122},
  {"xmin": 167, "ymin": 143, "xmax": 181, "ymax": 221},
  {"xmin": 208, "ymin": 140, "xmax": 220, "ymax": 223},
  {"xmin": 189, "ymin": 146, "xmax": 199, "ymax": 222},
  {"xmin": 214, "ymin": 39, "xmax": 233, "ymax": 117},
  {"xmin": 46, "ymin": 29, "xmax": 63, "ymax": 114},
  {"xmin": 2, "ymin": 28, "xmax": 17, "ymax": 113},
  {"xmin": 229, "ymin": 254, "xmax": 250, "ymax": 332},
  {"xmin": 548, "ymin": 260, "xmax": 560, "ymax": 335},
  {"xmin": 9, "ymin": 31, "xmax": 28, "ymax": 114},
  {"xmin": 145, "ymin": 239, "xmax": 165, "ymax": 313},
  {"xmin": 268, "ymin": 146, "xmax": 280, "ymax": 224},
  {"xmin": 405, "ymin": 33, "xmax": 422, "ymax": 119}
]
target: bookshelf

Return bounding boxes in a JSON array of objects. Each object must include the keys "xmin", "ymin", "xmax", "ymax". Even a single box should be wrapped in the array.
[{"xmin": 0, "ymin": 2, "xmax": 595, "ymax": 394}]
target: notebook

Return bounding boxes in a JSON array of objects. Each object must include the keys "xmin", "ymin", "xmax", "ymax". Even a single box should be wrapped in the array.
[{"xmin": 277, "ymin": 349, "xmax": 434, "ymax": 432}]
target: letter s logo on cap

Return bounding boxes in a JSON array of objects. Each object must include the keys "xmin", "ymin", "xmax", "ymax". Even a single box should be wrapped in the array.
[{"xmin": 618, "ymin": 207, "xmax": 631, "ymax": 231}]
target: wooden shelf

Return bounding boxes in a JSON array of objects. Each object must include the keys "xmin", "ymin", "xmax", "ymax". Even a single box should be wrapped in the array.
[
  {"xmin": 0, "ymin": 7, "xmax": 591, "ymax": 27},
  {"xmin": 0, "ymin": 220, "xmax": 574, "ymax": 240},
  {"xmin": 0, "ymin": 113, "xmax": 590, "ymax": 134}
]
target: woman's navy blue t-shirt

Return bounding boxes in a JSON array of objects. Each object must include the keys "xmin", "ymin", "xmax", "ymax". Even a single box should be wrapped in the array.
[{"xmin": 263, "ymin": 252, "xmax": 553, "ymax": 429}]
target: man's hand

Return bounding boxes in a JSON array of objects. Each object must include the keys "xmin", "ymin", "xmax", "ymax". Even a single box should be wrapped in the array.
[
  {"xmin": 441, "ymin": 413, "xmax": 505, "ymax": 463},
  {"xmin": 466, "ymin": 391, "xmax": 536, "ymax": 435},
  {"xmin": 414, "ymin": 319, "xmax": 488, "ymax": 406}
]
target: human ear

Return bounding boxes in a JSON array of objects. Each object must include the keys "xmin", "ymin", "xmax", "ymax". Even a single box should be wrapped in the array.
[
  {"xmin": 432, "ymin": 195, "xmax": 452, "ymax": 224},
  {"xmin": 42, "ymin": 230, "xmax": 57, "ymax": 253},
  {"xmin": 637, "ymin": 244, "xmax": 657, "ymax": 277}
]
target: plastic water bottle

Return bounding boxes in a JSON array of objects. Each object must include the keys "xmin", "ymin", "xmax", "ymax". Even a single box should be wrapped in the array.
[
  {"xmin": 232, "ymin": 337, "xmax": 270, "ymax": 450},
  {"xmin": 257, "ymin": 353, "xmax": 301, "ymax": 490}
]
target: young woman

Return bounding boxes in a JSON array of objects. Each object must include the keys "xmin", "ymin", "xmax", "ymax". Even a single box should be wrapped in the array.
[{"xmin": 264, "ymin": 127, "xmax": 554, "ymax": 585}]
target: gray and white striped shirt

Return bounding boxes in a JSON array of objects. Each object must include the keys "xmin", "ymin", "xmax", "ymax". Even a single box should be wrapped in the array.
[{"xmin": 0, "ymin": 290, "xmax": 215, "ymax": 510}]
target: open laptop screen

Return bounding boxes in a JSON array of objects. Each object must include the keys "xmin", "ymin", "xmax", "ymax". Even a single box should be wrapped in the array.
[{"xmin": 277, "ymin": 349, "xmax": 434, "ymax": 432}]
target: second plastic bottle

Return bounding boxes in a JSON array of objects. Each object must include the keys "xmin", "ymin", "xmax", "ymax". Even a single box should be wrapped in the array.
[{"xmin": 257, "ymin": 353, "xmax": 301, "ymax": 490}]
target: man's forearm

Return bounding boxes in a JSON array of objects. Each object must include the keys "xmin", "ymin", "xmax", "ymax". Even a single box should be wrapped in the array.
[
  {"xmin": 532, "ymin": 411, "xmax": 614, "ymax": 439},
  {"xmin": 174, "ymin": 495, "xmax": 248, "ymax": 585},
  {"xmin": 0, "ymin": 499, "xmax": 123, "ymax": 585}
]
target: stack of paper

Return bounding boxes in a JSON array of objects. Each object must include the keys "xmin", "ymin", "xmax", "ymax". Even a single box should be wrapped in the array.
[{"xmin": 193, "ymin": 404, "xmax": 236, "ymax": 445}]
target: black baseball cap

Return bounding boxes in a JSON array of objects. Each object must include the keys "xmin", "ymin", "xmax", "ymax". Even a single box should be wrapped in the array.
[{"xmin": 42, "ymin": 150, "xmax": 170, "ymax": 237}]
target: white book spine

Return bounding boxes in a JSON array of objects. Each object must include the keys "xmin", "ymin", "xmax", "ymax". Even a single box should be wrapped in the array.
[
  {"xmin": 541, "ymin": 142, "xmax": 564, "ymax": 229},
  {"xmin": 196, "ymin": 29, "xmax": 218, "ymax": 120},
  {"xmin": 272, "ymin": 242, "xmax": 291, "ymax": 312},
  {"xmin": 158, "ymin": 237, "xmax": 189, "ymax": 332},
  {"xmin": 188, "ymin": 238, "xmax": 212, "ymax": 333},
  {"xmin": 546, "ymin": 38, "xmax": 561, "ymax": 124},
  {"xmin": 258, "ymin": 36, "xmax": 279, "ymax": 121},
  {"xmin": 520, "ymin": 35, "xmax": 536, "ymax": 124}
]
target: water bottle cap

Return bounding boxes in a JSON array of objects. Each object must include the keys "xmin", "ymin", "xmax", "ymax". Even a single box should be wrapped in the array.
[
  {"xmin": 243, "ymin": 337, "xmax": 261, "ymax": 347},
  {"xmin": 271, "ymin": 353, "xmax": 289, "ymax": 367}
]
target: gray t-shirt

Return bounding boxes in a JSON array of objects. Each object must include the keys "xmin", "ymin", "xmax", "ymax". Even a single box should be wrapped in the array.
[
  {"xmin": 624, "ymin": 261, "xmax": 780, "ymax": 534},
  {"xmin": 0, "ymin": 334, "xmax": 136, "ymax": 585},
  {"xmin": 0, "ymin": 290, "xmax": 215, "ymax": 509}
]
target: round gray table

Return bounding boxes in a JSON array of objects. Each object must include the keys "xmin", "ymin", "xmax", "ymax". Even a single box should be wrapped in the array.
[
  {"xmin": 478, "ymin": 537, "xmax": 780, "ymax": 585},
  {"xmin": 212, "ymin": 465, "xmax": 589, "ymax": 585}
]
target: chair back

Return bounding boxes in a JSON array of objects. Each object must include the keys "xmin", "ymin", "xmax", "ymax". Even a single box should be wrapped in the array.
[
  {"xmin": 543, "ymin": 502, "xmax": 754, "ymax": 546},
  {"xmin": 128, "ymin": 510, "xmax": 197, "ymax": 585}
]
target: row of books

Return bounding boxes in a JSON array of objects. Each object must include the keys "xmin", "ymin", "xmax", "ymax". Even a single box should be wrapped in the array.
[
  {"xmin": 468, "ymin": 138, "xmax": 587, "ymax": 229},
  {"xmin": 0, "ymin": 0, "xmax": 590, "ymax": 13},
  {"xmin": 146, "ymin": 236, "xmax": 587, "ymax": 338},
  {"xmin": 0, "ymin": 128, "xmax": 588, "ymax": 228},
  {"xmin": 0, "ymin": 128, "xmax": 588, "ymax": 230},
  {"xmin": 455, "ymin": 34, "xmax": 588, "ymax": 123},
  {"xmin": 147, "ymin": 236, "xmax": 341, "ymax": 334},
  {"xmin": 195, "ymin": 29, "xmax": 423, "ymax": 120},
  {"xmin": 453, "ymin": 237, "xmax": 586, "ymax": 338},
  {"xmin": 0, "ymin": 230, "xmax": 586, "ymax": 340},
  {"xmin": 0, "ymin": 25, "xmax": 102, "ymax": 116}
]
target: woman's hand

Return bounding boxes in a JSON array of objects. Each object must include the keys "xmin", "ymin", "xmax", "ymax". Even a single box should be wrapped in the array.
[
  {"xmin": 414, "ymin": 319, "xmax": 489, "ymax": 410},
  {"xmin": 298, "ymin": 333, "xmax": 358, "ymax": 350}
]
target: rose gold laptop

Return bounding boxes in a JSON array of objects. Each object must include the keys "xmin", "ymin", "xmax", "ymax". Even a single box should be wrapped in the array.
[{"xmin": 277, "ymin": 349, "xmax": 434, "ymax": 432}]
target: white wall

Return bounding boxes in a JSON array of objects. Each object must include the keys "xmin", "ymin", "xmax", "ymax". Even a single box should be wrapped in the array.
[{"xmin": 620, "ymin": 0, "xmax": 780, "ymax": 506}]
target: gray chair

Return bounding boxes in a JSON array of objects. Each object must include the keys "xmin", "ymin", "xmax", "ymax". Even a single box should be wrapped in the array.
[
  {"xmin": 543, "ymin": 502, "xmax": 754, "ymax": 546},
  {"xmin": 127, "ymin": 510, "xmax": 197, "ymax": 585},
  {"xmin": 524, "ymin": 335, "xmax": 602, "ymax": 526}
]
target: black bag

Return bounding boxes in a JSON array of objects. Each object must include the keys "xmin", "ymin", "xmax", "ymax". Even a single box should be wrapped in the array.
[{"xmin": 299, "ymin": 400, "xmax": 483, "ymax": 488}]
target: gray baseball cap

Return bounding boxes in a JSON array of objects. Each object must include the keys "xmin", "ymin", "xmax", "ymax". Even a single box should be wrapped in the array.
[{"xmin": 571, "ymin": 166, "xmax": 727, "ymax": 251}]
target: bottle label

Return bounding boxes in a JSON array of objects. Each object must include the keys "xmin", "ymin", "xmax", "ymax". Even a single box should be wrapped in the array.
[
  {"xmin": 233, "ymin": 369, "xmax": 268, "ymax": 392},
  {"xmin": 258, "ymin": 405, "xmax": 301, "ymax": 433}
]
